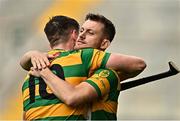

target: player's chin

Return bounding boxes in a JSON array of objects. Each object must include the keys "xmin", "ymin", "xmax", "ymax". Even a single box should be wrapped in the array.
[{"xmin": 74, "ymin": 44, "xmax": 87, "ymax": 49}]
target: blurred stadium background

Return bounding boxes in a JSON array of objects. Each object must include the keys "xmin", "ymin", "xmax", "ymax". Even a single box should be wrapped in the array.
[{"xmin": 0, "ymin": 0, "xmax": 179, "ymax": 120}]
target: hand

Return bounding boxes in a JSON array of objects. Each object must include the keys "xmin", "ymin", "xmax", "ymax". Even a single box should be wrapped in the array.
[
  {"xmin": 29, "ymin": 51, "xmax": 56, "ymax": 70},
  {"xmin": 29, "ymin": 67, "xmax": 52, "ymax": 78},
  {"xmin": 28, "ymin": 67, "xmax": 41, "ymax": 77}
]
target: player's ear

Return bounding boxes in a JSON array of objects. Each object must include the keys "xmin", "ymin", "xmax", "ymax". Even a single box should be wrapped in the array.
[
  {"xmin": 71, "ymin": 29, "xmax": 78, "ymax": 40},
  {"xmin": 100, "ymin": 38, "xmax": 110, "ymax": 50}
]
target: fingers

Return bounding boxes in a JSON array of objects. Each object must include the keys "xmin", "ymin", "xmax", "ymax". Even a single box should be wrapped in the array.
[
  {"xmin": 31, "ymin": 57, "xmax": 38, "ymax": 69},
  {"xmin": 38, "ymin": 58, "xmax": 47, "ymax": 69},
  {"xmin": 30, "ymin": 52, "xmax": 50, "ymax": 70},
  {"xmin": 28, "ymin": 67, "xmax": 40, "ymax": 77},
  {"xmin": 36, "ymin": 58, "xmax": 43, "ymax": 70},
  {"xmin": 29, "ymin": 51, "xmax": 59, "ymax": 70},
  {"xmin": 42, "ymin": 53, "xmax": 51, "ymax": 66},
  {"xmin": 31, "ymin": 56, "xmax": 42, "ymax": 70}
]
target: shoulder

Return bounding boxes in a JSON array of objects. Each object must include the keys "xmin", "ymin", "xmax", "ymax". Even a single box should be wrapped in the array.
[
  {"xmin": 79, "ymin": 48, "xmax": 96, "ymax": 60},
  {"xmin": 95, "ymin": 68, "xmax": 119, "ymax": 80},
  {"xmin": 86, "ymin": 68, "xmax": 120, "ymax": 97},
  {"xmin": 95, "ymin": 68, "xmax": 120, "ymax": 88}
]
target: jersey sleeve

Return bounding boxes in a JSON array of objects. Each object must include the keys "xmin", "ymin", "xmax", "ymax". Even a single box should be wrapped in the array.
[
  {"xmin": 81, "ymin": 48, "xmax": 111, "ymax": 77},
  {"xmin": 90, "ymin": 48, "xmax": 111, "ymax": 68},
  {"xmin": 85, "ymin": 68, "xmax": 120, "ymax": 98}
]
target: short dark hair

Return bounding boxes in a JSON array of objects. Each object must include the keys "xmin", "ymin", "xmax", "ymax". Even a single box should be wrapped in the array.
[
  {"xmin": 44, "ymin": 15, "xmax": 79, "ymax": 47},
  {"xmin": 85, "ymin": 13, "xmax": 116, "ymax": 42}
]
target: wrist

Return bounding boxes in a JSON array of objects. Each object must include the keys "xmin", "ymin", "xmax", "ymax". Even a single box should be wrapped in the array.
[{"xmin": 40, "ymin": 68, "xmax": 51, "ymax": 77}]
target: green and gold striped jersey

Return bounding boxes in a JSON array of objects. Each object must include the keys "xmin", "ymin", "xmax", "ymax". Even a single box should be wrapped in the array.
[
  {"xmin": 22, "ymin": 48, "xmax": 111, "ymax": 120},
  {"xmin": 85, "ymin": 68, "xmax": 120, "ymax": 120}
]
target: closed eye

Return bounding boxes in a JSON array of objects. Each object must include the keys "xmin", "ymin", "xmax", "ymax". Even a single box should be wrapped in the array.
[
  {"xmin": 79, "ymin": 28, "xmax": 84, "ymax": 33},
  {"xmin": 88, "ymin": 30, "xmax": 94, "ymax": 35}
]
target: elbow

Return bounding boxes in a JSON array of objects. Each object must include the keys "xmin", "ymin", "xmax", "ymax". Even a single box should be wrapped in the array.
[
  {"xmin": 65, "ymin": 98, "xmax": 76, "ymax": 107},
  {"xmin": 63, "ymin": 95, "xmax": 79, "ymax": 107},
  {"xmin": 128, "ymin": 59, "xmax": 146, "ymax": 78},
  {"xmin": 119, "ymin": 58, "xmax": 147, "ymax": 80},
  {"xmin": 137, "ymin": 59, "xmax": 146, "ymax": 72}
]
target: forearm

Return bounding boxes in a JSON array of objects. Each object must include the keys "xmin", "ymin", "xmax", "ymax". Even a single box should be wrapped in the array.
[
  {"xmin": 119, "ymin": 57, "xmax": 146, "ymax": 80},
  {"xmin": 40, "ymin": 68, "xmax": 97, "ymax": 107},
  {"xmin": 20, "ymin": 50, "xmax": 51, "ymax": 71},
  {"xmin": 40, "ymin": 69, "xmax": 78, "ymax": 106},
  {"xmin": 107, "ymin": 54, "xmax": 146, "ymax": 80}
]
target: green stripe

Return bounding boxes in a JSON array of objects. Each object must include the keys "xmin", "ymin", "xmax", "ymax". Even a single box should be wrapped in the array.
[
  {"xmin": 91, "ymin": 110, "xmax": 117, "ymax": 120},
  {"xmin": 100, "ymin": 52, "xmax": 111, "ymax": 68},
  {"xmin": 109, "ymin": 90, "xmax": 120, "ymax": 102},
  {"xmin": 22, "ymin": 81, "xmax": 29, "ymax": 92},
  {"xmin": 86, "ymin": 80, "xmax": 102, "ymax": 97},
  {"xmin": 22, "ymin": 77, "xmax": 39, "ymax": 91},
  {"xmin": 91, "ymin": 68, "xmax": 120, "ymax": 102},
  {"xmin": 35, "ymin": 115, "xmax": 86, "ymax": 120},
  {"xmin": 81, "ymin": 48, "xmax": 94, "ymax": 74},
  {"xmin": 61, "ymin": 50, "xmax": 79, "ymax": 57},
  {"xmin": 22, "ymin": 64, "xmax": 88, "ymax": 91},
  {"xmin": 23, "ymin": 96, "xmax": 62, "ymax": 111},
  {"xmin": 104, "ymin": 69, "xmax": 120, "ymax": 102},
  {"xmin": 105, "ymin": 69, "xmax": 118, "ymax": 91},
  {"xmin": 54, "ymin": 49, "xmax": 80, "ymax": 58},
  {"xmin": 63, "ymin": 64, "xmax": 87, "ymax": 77},
  {"xmin": 93, "ymin": 68, "xmax": 118, "ymax": 92}
]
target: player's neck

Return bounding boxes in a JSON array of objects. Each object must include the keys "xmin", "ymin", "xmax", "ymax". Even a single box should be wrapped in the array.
[{"xmin": 52, "ymin": 43, "xmax": 73, "ymax": 51}]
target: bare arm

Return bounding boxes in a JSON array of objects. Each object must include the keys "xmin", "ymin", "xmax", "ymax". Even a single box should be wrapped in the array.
[
  {"xmin": 20, "ymin": 50, "xmax": 52, "ymax": 71},
  {"xmin": 20, "ymin": 50, "xmax": 146, "ymax": 81},
  {"xmin": 106, "ymin": 53, "xmax": 146, "ymax": 81},
  {"xmin": 29, "ymin": 67, "xmax": 118, "ymax": 107},
  {"xmin": 34, "ymin": 68, "xmax": 98, "ymax": 107},
  {"xmin": 30, "ymin": 68, "xmax": 98, "ymax": 107}
]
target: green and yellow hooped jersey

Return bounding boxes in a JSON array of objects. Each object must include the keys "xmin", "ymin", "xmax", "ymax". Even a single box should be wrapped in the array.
[
  {"xmin": 22, "ymin": 48, "xmax": 111, "ymax": 120},
  {"xmin": 86, "ymin": 68, "xmax": 120, "ymax": 120}
]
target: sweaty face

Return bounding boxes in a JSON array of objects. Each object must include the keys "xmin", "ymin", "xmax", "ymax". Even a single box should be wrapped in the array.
[{"xmin": 74, "ymin": 20, "xmax": 105, "ymax": 49}]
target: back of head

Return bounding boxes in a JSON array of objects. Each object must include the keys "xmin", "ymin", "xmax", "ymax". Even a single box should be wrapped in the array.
[
  {"xmin": 85, "ymin": 13, "xmax": 116, "ymax": 43},
  {"xmin": 44, "ymin": 15, "xmax": 79, "ymax": 47}
]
